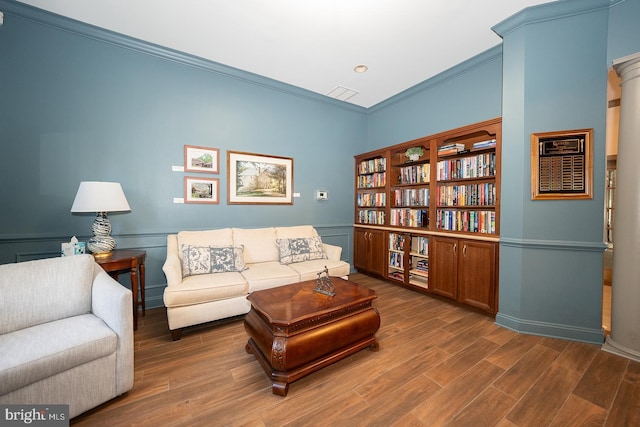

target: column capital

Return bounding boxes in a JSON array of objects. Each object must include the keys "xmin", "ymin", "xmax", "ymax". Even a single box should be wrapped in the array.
[{"xmin": 613, "ymin": 51, "xmax": 640, "ymax": 79}]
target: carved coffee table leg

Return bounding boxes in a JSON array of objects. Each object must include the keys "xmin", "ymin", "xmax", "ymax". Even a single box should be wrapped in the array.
[{"xmin": 272, "ymin": 381, "xmax": 289, "ymax": 396}]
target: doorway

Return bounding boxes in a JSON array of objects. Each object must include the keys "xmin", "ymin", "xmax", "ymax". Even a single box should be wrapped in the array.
[{"xmin": 602, "ymin": 68, "xmax": 620, "ymax": 335}]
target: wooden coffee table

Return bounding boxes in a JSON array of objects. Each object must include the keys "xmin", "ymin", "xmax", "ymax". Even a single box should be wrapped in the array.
[{"xmin": 244, "ymin": 277, "xmax": 380, "ymax": 396}]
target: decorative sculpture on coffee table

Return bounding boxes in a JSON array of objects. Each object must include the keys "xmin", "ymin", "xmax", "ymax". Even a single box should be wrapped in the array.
[{"xmin": 313, "ymin": 266, "xmax": 335, "ymax": 296}]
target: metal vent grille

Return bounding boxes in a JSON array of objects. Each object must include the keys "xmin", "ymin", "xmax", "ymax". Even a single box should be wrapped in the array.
[{"xmin": 326, "ymin": 86, "xmax": 358, "ymax": 101}]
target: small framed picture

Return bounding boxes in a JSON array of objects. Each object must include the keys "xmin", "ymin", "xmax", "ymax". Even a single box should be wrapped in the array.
[
  {"xmin": 184, "ymin": 145, "xmax": 219, "ymax": 174},
  {"xmin": 184, "ymin": 176, "xmax": 219, "ymax": 204},
  {"xmin": 227, "ymin": 151, "xmax": 293, "ymax": 205}
]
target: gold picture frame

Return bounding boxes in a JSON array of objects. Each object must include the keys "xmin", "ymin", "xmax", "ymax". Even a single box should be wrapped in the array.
[
  {"xmin": 530, "ymin": 128, "xmax": 593, "ymax": 200},
  {"xmin": 227, "ymin": 151, "xmax": 293, "ymax": 205}
]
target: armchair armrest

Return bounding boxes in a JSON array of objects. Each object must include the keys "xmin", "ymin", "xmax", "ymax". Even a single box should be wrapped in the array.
[
  {"xmin": 323, "ymin": 243, "xmax": 343, "ymax": 261},
  {"xmin": 91, "ymin": 264, "xmax": 133, "ymax": 395},
  {"xmin": 163, "ymin": 234, "xmax": 183, "ymax": 287}
]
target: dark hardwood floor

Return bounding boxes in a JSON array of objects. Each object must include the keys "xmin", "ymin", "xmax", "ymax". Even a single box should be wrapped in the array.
[{"xmin": 73, "ymin": 273, "xmax": 640, "ymax": 426}]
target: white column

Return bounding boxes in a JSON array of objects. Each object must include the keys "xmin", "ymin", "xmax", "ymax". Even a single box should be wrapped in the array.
[{"xmin": 602, "ymin": 52, "xmax": 640, "ymax": 362}]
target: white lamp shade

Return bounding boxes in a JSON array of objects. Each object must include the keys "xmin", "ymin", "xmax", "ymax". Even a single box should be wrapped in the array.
[{"xmin": 71, "ymin": 181, "xmax": 131, "ymax": 213}]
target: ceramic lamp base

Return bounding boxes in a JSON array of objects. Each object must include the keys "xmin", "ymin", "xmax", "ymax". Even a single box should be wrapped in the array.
[{"xmin": 88, "ymin": 212, "xmax": 117, "ymax": 255}]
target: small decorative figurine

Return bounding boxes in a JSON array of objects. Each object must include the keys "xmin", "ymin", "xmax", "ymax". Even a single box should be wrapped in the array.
[{"xmin": 314, "ymin": 266, "xmax": 335, "ymax": 296}]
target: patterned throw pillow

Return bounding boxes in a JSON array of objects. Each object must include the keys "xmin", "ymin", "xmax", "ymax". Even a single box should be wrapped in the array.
[
  {"xmin": 276, "ymin": 236, "xmax": 326, "ymax": 265},
  {"xmin": 181, "ymin": 245, "xmax": 246, "ymax": 277}
]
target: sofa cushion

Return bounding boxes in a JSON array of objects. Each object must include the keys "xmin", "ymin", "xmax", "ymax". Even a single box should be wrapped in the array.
[
  {"xmin": 163, "ymin": 272, "xmax": 249, "ymax": 307},
  {"xmin": 0, "ymin": 255, "xmax": 94, "ymax": 335},
  {"xmin": 275, "ymin": 225, "xmax": 318, "ymax": 239},
  {"xmin": 0, "ymin": 314, "xmax": 117, "ymax": 395},
  {"xmin": 176, "ymin": 228, "xmax": 234, "ymax": 260},
  {"xmin": 242, "ymin": 262, "xmax": 299, "ymax": 292},
  {"xmin": 276, "ymin": 236, "xmax": 326, "ymax": 265},
  {"xmin": 287, "ymin": 259, "xmax": 351, "ymax": 281},
  {"xmin": 232, "ymin": 227, "xmax": 279, "ymax": 264},
  {"xmin": 181, "ymin": 245, "xmax": 246, "ymax": 277}
]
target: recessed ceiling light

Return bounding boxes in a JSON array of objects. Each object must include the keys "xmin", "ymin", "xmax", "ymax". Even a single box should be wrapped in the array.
[{"xmin": 354, "ymin": 64, "xmax": 368, "ymax": 73}]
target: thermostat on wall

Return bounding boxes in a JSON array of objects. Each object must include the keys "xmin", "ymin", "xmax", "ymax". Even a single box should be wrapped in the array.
[{"xmin": 316, "ymin": 190, "xmax": 328, "ymax": 200}]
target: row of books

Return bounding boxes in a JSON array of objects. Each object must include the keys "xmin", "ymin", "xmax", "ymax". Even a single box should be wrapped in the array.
[
  {"xmin": 393, "ymin": 188, "xmax": 429, "ymax": 207},
  {"xmin": 436, "ymin": 183, "xmax": 496, "ymax": 207},
  {"xmin": 356, "ymin": 192, "xmax": 386, "ymax": 207},
  {"xmin": 437, "ymin": 139, "xmax": 496, "ymax": 156},
  {"xmin": 411, "ymin": 236, "xmax": 429, "ymax": 256},
  {"xmin": 437, "ymin": 153, "xmax": 496, "ymax": 180},
  {"xmin": 389, "ymin": 208, "xmax": 429, "ymax": 228},
  {"xmin": 357, "ymin": 172, "xmax": 386, "ymax": 189},
  {"xmin": 389, "ymin": 233, "xmax": 406, "ymax": 251},
  {"xmin": 396, "ymin": 164, "xmax": 430, "ymax": 184},
  {"xmin": 358, "ymin": 158, "xmax": 386, "ymax": 174},
  {"xmin": 436, "ymin": 210, "xmax": 496, "ymax": 234},
  {"xmin": 357, "ymin": 210, "xmax": 386, "ymax": 225},
  {"xmin": 388, "ymin": 251, "xmax": 404, "ymax": 269},
  {"xmin": 438, "ymin": 143, "xmax": 465, "ymax": 156},
  {"xmin": 472, "ymin": 138, "xmax": 496, "ymax": 150},
  {"xmin": 412, "ymin": 258, "xmax": 429, "ymax": 273}
]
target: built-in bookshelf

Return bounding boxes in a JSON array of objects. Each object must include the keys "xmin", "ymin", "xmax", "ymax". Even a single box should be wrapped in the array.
[
  {"xmin": 409, "ymin": 235, "xmax": 429, "ymax": 289},
  {"xmin": 435, "ymin": 132, "xmax": 499, "ymax": 236},
  {"xmin": 388, "ymin": 232, "xmax": 405, "ymax": 282},
  {"xmin": 354, "ymin": 117, "xmax": 501, "ymax": 315},
  {"xmin": 354, "ymin": 119, "xmax": 500, "ymax": 235},
  {"xmin": 355, "ymin": 154, "xmax": 387, "ymax": 226},
  {"xmin": 389, "ymin": 143, "xmax": 431, "ymax": 230}
]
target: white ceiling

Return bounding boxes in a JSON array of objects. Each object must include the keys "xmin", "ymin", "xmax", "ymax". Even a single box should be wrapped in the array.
[{"xmin": 17, "ymin": 0, "xmax": 551, "ymax": 108}]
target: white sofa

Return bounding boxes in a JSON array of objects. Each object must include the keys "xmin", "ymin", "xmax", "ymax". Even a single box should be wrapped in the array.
[
  {"xmin": 0, "ymin": 254, "xmax": 134, "ymax": 419},
  {"xmin": 162, "ymin": 225, "xmax": 350, "ymax": 339}
]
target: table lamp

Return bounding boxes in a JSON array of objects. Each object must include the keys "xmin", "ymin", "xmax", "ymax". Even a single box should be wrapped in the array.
[{"xmin": 71, "ymin": 181, "xmax": 131, "ymax": 256}]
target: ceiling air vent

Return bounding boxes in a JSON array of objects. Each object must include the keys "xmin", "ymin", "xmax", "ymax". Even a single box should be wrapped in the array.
[{"xmin": 326, "ymin": 86, "xmax": 358, "ymax": 101}]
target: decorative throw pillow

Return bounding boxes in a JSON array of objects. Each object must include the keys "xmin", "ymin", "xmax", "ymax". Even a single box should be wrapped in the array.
[
  {"xmin": 276, "ymin": 236, "xmax": 326, "ymax": 265},
  {"xmin": 181, "ymin": 245, "xmax": 246, "ymax": 277}
]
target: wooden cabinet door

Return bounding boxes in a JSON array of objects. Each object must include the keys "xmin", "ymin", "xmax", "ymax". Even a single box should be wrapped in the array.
[
  {"xmin": 367, "ymin": 228, "xmax": 386, "ymax": 276},
  {"xmin": 353, "ymin": 228, "xmax": 386, "ymax": 276},
  {"xmin": 354, "ymin": 228, "xmax": 369, "ymax": 271},
  {"xmin": 458, "ymin": 240, "xmax": 497, "ymax": 313},
  {"xmin": 431, "ymin": 236, "xmax": 458, "ymax": 299}
]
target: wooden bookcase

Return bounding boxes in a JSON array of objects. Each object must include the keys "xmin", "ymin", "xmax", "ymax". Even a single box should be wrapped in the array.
[{"xmin": 354, "ymin": 118, "xmax": 501, "ymax": 314}]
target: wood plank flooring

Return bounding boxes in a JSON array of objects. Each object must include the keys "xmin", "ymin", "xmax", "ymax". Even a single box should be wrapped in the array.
[{"xmin": 72, "ymin": 273, "xmax": 640, "ymax": 426}]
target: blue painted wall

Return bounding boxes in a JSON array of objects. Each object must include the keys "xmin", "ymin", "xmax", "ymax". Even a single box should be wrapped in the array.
[
  {"xmin": 0, "ymin": 2, "xmax": 366, "ymax": 307},
  {"xmin": 607, "ymin": 0, "xmax": 640, "ymax": 63},
  {"xmin": 495, "ymin": 0, "xmax": 611, "ymax": 343},
  {"xmin": 1, "ymin": 0, "xmax": 639, "ymax": 343},
  {"xmin": 366, "ymin": 45, "xmax": 504, "ymax": 151}
]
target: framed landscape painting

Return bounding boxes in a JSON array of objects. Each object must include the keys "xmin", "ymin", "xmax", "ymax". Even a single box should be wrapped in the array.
[
  {"xmin": 227, "ymin": 151, "xmax": 293, "ymax": 204},
  {"xmin": 184, "ymin": 145, "xmax": 219, "ymax": 174},
  {"xmin": 184, "ymin": 176, "xmax": 219, "ymax": 204}
]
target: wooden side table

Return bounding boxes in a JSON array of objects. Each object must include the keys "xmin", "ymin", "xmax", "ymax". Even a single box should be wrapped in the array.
[{"xmin": 94, "ymin": 249, "xmax": 146, "ymax": 330}]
